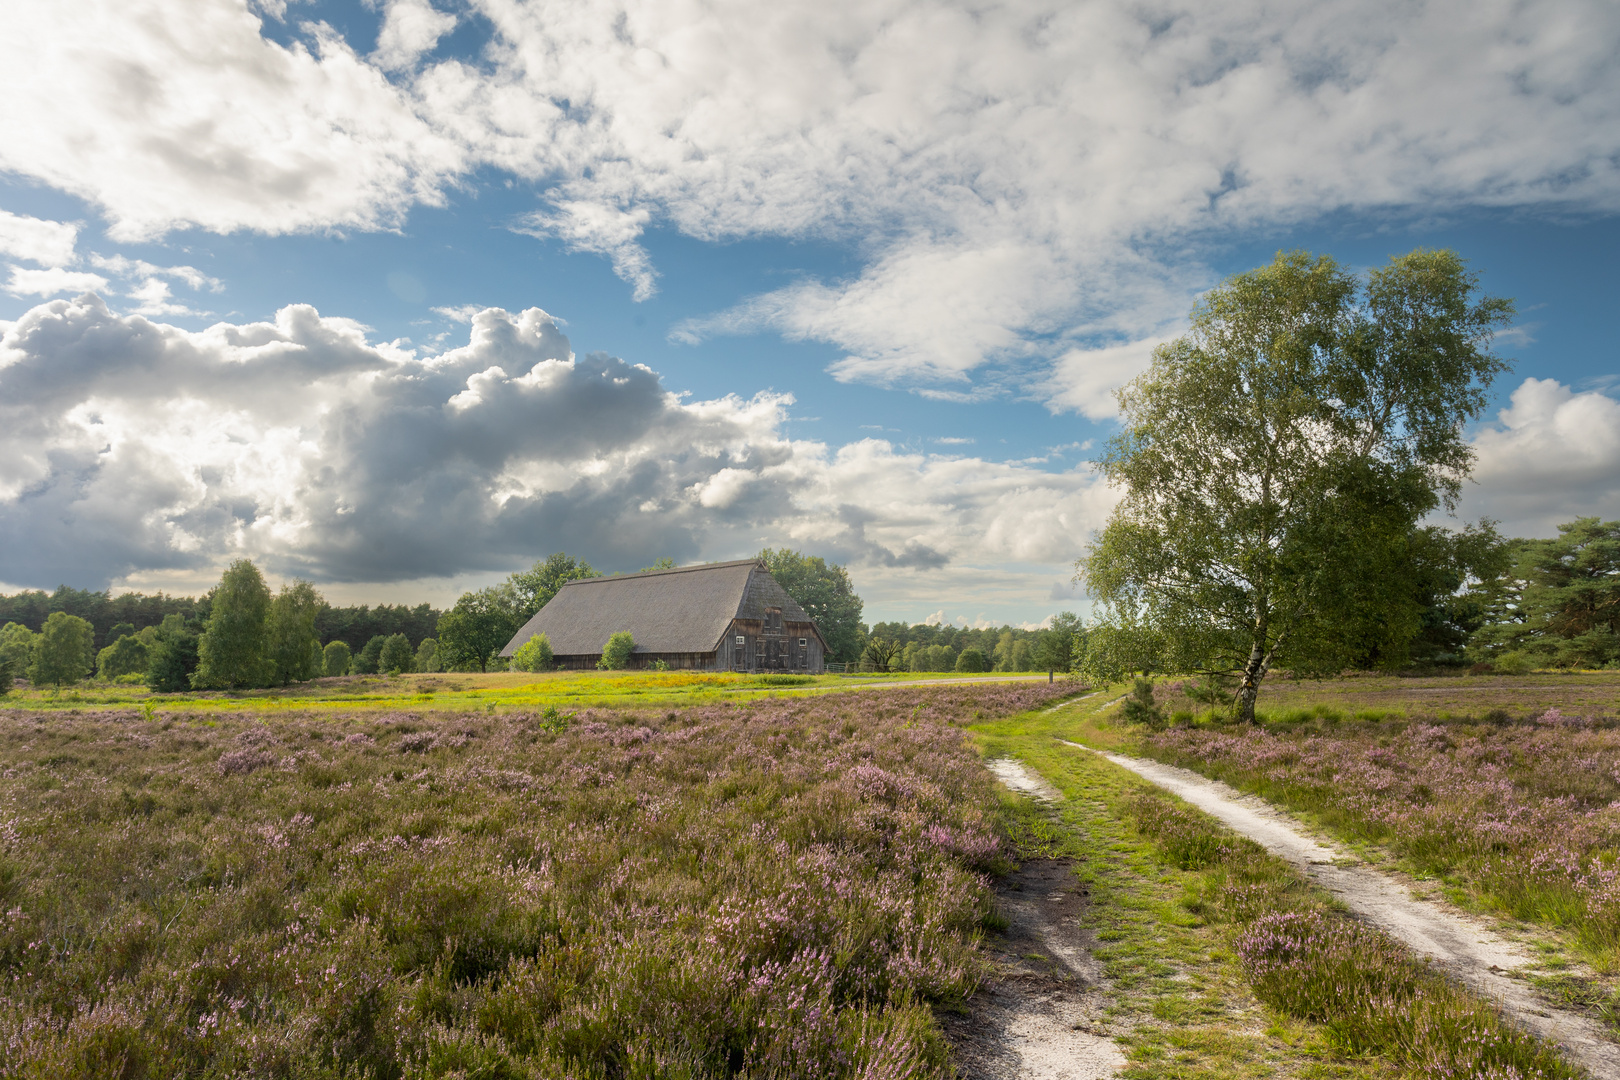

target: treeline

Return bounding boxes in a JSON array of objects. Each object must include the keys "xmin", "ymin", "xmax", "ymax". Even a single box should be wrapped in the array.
[
  {"xmin": 862, "ymin": 617, "xmax": 1077, "ymax": 673},
  {"xmin": 0, "ymin": 586, "xmax": 440, "ymax": 656}
]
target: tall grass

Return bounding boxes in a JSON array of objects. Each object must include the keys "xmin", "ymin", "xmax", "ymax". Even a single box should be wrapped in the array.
[{"xmin": 0, "ymin": 682, "xmax": 1065, "ymax": 1078}]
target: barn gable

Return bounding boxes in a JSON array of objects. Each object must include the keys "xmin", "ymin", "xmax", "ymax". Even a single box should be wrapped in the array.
[{"xmin": 499, "ymin": 559, "xmax": 826, "ymax": 669}]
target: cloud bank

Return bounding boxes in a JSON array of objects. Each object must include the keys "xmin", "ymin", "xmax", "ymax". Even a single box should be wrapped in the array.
[
  {"xmin": 4, "ymin": 0, "xmax": 1617, "ymax": 403},
  {"xmin": 0, "ymin": 296, "xmax": 1116, "ymax": 614}
]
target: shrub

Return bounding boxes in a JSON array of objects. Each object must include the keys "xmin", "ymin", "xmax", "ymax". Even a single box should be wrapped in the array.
[
  {"xmin": 1121, "ymin": 678, "xmax": 1165, "ymax": 728},
  {"xmin": 414, "ymin": 637, "xmax": 440, "ymax": 673},
  {"xmin": 598, "ymin": 631, "xmax": 635, "ymax": 670},
  {"xmin": 378, "ymin": 633, "xmax": 415, "ymax": 674},
  {"xmin": 96, "ymin": 634, "xmax": 150, "ymax": 680},
  {"xmin": 510, "ymin": 633, "xmax": 554, "ymax": 673},
  {"xmin": 353, "ymin": 635, "xmax": 387, "ymax": 675},
  {"xmin": 145, "ymin": 618, "xmax": 200, "ymax": 693},
  {"xmin": 954, "ymin": 648, "xmax": 987, "ymax": 673},
  {"xmin": 322, "ymin": 640, "xmax": 352, "ymax": 677}
]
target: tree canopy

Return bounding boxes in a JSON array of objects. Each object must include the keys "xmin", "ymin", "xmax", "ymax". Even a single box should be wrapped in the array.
[
  {"xmin": 1080, "ymin": 249, "xmax": 1514, "ymax": 722},
  {"xmin": 29, "ymin": 611, "xmax": 96, "ymax": 688},
  {"xmin": 1471, "ymin": 518, "xmax": 1620, "ymax": 669},
  {"xmin": 507, "ymin": 553, "xmax": 600, "ymax": 622},
  {"xmin": 193, "ymin": 561, "xmax": 274, "ymax": 690},
  {"xmin": 436, "ymin": 588, "xmax": 521, "ymax": 673},
  {"xmin": 758, "ymin": 549, "xmax": 866, "ymax": 663}
]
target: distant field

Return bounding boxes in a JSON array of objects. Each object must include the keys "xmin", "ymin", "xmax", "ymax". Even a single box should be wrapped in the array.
[
  {"xmin": 1240, "ymin": 669, "xmax": 1620, "ymax": 723},
  {"xmin": 1, "ymin": 668, "xmax": 1051, "ymax": 715}
]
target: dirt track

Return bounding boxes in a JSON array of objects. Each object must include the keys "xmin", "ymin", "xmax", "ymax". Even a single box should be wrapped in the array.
[
  {"xmin": 1069, "ymin": 744, "xmax": 1620, "ymax": 1078},
  {"xmin": 965, "ymin": 762, "xmax": 1125, "ymax": 1079}
]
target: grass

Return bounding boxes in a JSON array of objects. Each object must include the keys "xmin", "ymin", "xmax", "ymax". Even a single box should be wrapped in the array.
[
  {"xmin": 0, "ymin": 681, "xmax": 1071, "ymax": 1079},
  {"xmin": 0, "ymin": 668, "xmax": 1050, "ymax": 715},
  {"xmin": 972, "ymin": 689, "xmax": 1582, "ymax": 1079}
]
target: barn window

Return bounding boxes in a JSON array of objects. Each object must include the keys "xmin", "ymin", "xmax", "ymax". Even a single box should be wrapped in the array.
[
  {"xmin": 736, "ymin": 635, "xmax": 745, "ymax": 644},
  {"xmin": 799, "ymin": 638, "xmax": 807, "ymax": 647}
]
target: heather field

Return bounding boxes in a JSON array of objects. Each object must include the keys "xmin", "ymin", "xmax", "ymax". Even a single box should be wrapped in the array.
[{"xmin": 0, "ymin": 682, "xmax": 1068, "ymax": 1079}]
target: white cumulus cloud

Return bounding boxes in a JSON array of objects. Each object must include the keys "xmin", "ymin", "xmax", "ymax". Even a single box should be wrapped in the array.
[
  {"xmin": 1458, "ymin": 378, "xmax": 1620, "ymax": 537},
  {"xmin": 0, "ymin": 294, "xmax": 1116, "ymax": 622},
  {"xmin": 5, "ymin": 267, "xmax": 110, "ymax": 297},
  {"xmin": 4, "ymin": 0, "xmax": 1618, "ymax": 411},
  {"xmin": 0, "ymin": 211, "xmax": 79, "ymax": 267}
]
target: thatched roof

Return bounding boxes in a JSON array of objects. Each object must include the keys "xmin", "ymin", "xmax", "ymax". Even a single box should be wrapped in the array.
[{"xmin": 499, "ymin": 559, "xmax": 822, "ymax": 657}]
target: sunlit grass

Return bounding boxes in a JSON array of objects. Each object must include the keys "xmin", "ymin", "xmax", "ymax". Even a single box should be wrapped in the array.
[{"xmin": 3, "ymin": 667, "xmax": 1051, "ymax": 714}]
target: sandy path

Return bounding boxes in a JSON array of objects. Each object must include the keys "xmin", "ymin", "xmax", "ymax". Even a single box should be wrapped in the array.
[
  {"xmin": 1069, "ymin": 744, "xmax": 1620, "ymax": 1077},
  {"xmin": 966, "ymin": 761, "xmax": 1124, "ymax": 1079}
]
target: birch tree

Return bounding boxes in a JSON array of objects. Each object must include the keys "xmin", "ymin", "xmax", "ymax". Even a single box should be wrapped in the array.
[{"xmin": 1080, "ymin": 249, "xmax": 1513, "ymax": 722}]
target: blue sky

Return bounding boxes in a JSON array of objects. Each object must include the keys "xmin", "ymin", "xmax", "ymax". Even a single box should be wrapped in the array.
[{"xmin": 2, "ymin": 0, "xmax": 1618, "ymax": 627}]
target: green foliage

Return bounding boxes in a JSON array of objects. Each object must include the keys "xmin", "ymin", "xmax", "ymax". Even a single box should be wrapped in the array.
[
  {"xmin": 193, "ymin": 559, "xmax": 273, "ymax": 689},
  {"xmin": 265, "ymin": 579, "xmax": 324, "ymax": 685},
  {"xmin": 510, "ymin": 632, "xmax": 554, "ymax": 673},
  {"xmin": 315, "ymin": 602, "xmax": 440, "ymax": 654},
  {"xmin": 860, "ymin": 637, "xmax": 903, "ymax": 673},
  {"xmin": 1120, "ymin": 678, "xmax": 1165, "ymax": 728},
  {"xmin": 1472, "ymin": 518, "xmax": 1620, "ymax": 669},
  {"xmin": 1081, "ymin": 248, "xmax": 1514, "ymax": 721},
  {"xmin": 144, "ymin": 615, "xmax": 200, "ymax": 693},
  {"xmin": 640, "ymin": 556, "xmax": 677, "ymax": 572},
  {"xmin": 597, "ymin": 630, "xmax": 635, "ymax": 670},
  {"xmin": 0, "ymin": 586, "xmax": 206, "ymax": 649},
  {"xmin": 0, "ymin": 627, "xmax": 25, "ymax": 695},
  {"xmin": 378, "ymin": 633, "xmax": 415, "ymax": 674},
  {"xmin": 28, "ymin": 610, "xmax": 96, "ymax": 687},
  {"xmin": 505, "ymin": 552, "xmax": 599, "ymax": 621},
  {"xmin": 414, "ymin": 636, "xmax": 439, "ymax": 673},
  {"xmin": 1033, "ymin": 611, "xmax": 1084, "ymax": 674},
  {"xmin": 953, "ymin": 647, "xmax": 987, "ymax": 673},
  {"xmin": 353, "ymin": 634, "xmax": 386, "ymax": 674},
  {"xmin": 95, "ymin": 634, "xmax": 149, "ymax": 680},
  {"xmin": 758, "ymin": 548, "xmax": 866, "ymax": 663},
  {"xmin": 436, "ymin": 588, "xmax": 521, "ymax": 673},
  {"xmin": 0, "ymin": 623, "xmax": 37, "ymax": 691},
  {"xmin": 322, "ymin": 639, "xmax": 352, "ymax": 677}
]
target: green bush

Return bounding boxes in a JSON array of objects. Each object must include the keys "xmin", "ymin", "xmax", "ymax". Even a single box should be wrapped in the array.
[
  {"xmin": 322, "ymin": 640, "xmax": 352, "ymax": 677},
  {"xmin": 414, "ymin": 637, "xmax": 440, "ymax": 673},
  {"xmin": 96, "ymin": 634, "xmax": 149, "ymax": 680},
  {"xmin": 511, "ymin": 633, "xmax": 554, "ymax": 673},
  {"xmin": 598, "ymin": 631, "xmax": 635, "ymax": 670},
  {"xmin": 378, "ymin": 634, "xmax": 414, "ymax": 674},
  {"xmin": 954, "ymin": 648, "xmax": 987, "ymax": 673},
  {"xmin": 145, "ymin": 616, "xmax": 200, "ymax": 693},
  {"xmin": 353, "ymin": 635, "xmax": 387, "ymax": 675},
  {"xmin": 1121, "ymin": 678, "xmax": 1165, "ymax": 728}
]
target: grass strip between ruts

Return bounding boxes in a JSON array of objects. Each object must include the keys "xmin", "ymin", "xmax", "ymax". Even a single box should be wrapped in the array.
[{"xmin": 972, "ymin": 691, "xmax": 1581, "ymax": 1080}]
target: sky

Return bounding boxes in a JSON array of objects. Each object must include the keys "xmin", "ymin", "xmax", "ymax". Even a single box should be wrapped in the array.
[{"xmin": 1, "ymin": 0, "xmax": 1618, "ymax": 629}]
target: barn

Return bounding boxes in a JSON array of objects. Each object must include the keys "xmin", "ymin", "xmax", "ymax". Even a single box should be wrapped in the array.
[{"xmin": 499, "ymin": 559, "xmax": 829, "ymax": 672}]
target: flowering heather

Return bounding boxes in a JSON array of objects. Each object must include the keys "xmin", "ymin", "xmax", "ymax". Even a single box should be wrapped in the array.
[
  {"xmin": 0, "ymin": 683, "xmax": 1065, "ymax": 1078},
  {"xmin": 1139, "ymin": 711, "xmax": 1620, "ymax": 957},
  {"xmin": 1237, "ymin": 910, "xmax": 1569, "ymax": 1079}
]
